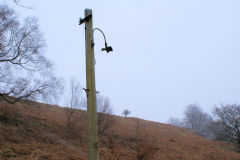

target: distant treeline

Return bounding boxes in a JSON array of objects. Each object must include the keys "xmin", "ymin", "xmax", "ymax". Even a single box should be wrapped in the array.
[{"xmin": 168, "ymin": 104, "xmax": 240, "ymax": 149}]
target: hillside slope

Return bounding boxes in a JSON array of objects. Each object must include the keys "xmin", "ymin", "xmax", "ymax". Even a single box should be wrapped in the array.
[{"xmin": 0, "ymin": 101, "xmax": 239, "ymax": 160}]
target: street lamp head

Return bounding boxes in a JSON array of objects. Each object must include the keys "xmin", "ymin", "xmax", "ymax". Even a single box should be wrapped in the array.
[
  {"xmin": 101, "ymin": 43, "xmax": 113, "ymax": 53},
  {"xmin": 105, "ymin": 46, "xmax": 113, "ymax": 53}
]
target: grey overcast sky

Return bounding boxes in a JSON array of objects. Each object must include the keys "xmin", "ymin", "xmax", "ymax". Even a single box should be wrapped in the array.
[{"xmin": 7, "ymin": 0, "xmax": 240, "ymax": 123}]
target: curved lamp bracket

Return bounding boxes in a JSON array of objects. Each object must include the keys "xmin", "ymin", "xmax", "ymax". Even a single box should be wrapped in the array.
[{"xmin": 93, "ymin": 28, "xmax": 113, "ymax": 53}]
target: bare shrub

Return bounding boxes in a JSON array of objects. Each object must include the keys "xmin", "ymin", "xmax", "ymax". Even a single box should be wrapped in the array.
[
  {"xmin": 62, "ymin": 79, "xmax": 84, "ymax": 145},
  {"xmin": 132, "ymin": 119, "xmax": 158, "ymax": 160},
  {"xmin": 96, "ymin": 95, "xmax": 115, "ymax": 138},
  {"xmin": 0, "ymin": 103, "xmax": 17, "ymax": 122}
]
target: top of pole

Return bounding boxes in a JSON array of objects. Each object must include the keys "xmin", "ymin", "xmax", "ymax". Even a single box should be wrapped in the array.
[
  {"xmin": 79, "ymin": 9, "xmax": 92, "ymax": 25},
  {"xmin": 85, "ymin": 8, "xmax": 92, "ymax": 16}
]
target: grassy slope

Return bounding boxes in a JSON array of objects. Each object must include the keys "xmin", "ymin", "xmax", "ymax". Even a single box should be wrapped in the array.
[{"xmin": 0, "ymin": 101, "xmax": 239, "ymax": 160}]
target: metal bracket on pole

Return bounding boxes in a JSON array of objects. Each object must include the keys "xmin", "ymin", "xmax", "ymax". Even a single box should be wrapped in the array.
[
  {"xmin": 83, "ymin": 88, "xmax": 90, "ymax": 97},
  {"xmin": 79, "ymin": 14, "xmax": 92, "ymax": 25},
  {"xmin": 91, "ymin": 40, "xmax": 95, "ymax": 48}
]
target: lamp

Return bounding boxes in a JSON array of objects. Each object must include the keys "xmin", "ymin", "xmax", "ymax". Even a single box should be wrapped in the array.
[{"xmin": 93, "ymin": 28, "xmax": 113, "ymax": 53}]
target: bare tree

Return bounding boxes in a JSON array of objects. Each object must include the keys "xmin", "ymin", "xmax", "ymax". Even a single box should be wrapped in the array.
[
  {"xmin": 10, "ymin": 0, "xmax": 31, "ymax": 8},
  {"xmin": 207, "ymin": 120, "xmax": 231, "ymax": 141},
  {"xmin": 13, "ymin": 0, "xmax": 21, "ymax": 4},
  {"xmin": 167, "ymin": 117, "xmax": 184, "ymax": 127},
  {"xmin": 183, "ymin": 104, "xmax": 213, "ymax": 137},
  {"xmin": 67, "ymin": 79, "xmax": 84, "ymax": 109},
  {"xmin": 122, "ymin": 109, "xmax": 130, "ymax": 117},
  {"xmin": 0, "ymin": 4, "xmax": 63, "ymax": 104},
  {"xmin": 214, "ymin": 104, "xmax": 240, "ymax": 148},
  {"xmin": 96, "ymin": 94, "xmax": 114, "ymax": 137},
  {"xmin": 62, "ymin": 79, "xmax": 84, "ymax": 146}
]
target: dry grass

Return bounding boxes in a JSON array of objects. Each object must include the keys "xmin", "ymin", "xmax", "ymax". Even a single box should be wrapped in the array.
[{"xmin": 0, "ymin": 101, "xmax": 239, "ymax": 160}]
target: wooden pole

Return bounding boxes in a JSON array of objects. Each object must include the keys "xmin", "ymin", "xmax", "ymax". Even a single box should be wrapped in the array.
[{"xmin": 84, "ymin": 9, "xmax": 99, "ymax": 160}]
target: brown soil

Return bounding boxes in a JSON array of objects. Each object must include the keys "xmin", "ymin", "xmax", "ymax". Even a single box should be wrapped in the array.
[{"xmin": 0, "ymin": 101, "xmax": 239, "ymax": 160}]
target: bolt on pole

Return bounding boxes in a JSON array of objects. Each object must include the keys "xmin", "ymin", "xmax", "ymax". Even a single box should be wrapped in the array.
[{"xmin": 84, "ymin": 9, "xmax": 99, "ymax": 160}]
